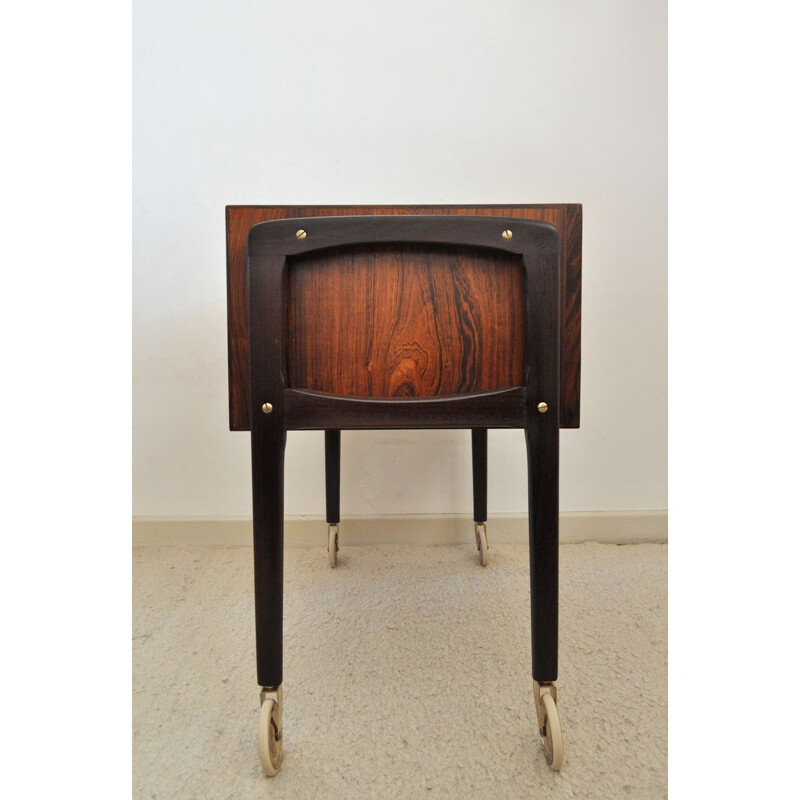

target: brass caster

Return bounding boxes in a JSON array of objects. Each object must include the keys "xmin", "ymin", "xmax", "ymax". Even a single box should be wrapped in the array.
[
  {"xmin": 474, "ymin": 522, "xmax": 489, "ymax": 566},
  {"xmin": 533, "ymin": 681, "xmax": 564, "ymax": 771},
  {"xmin": 258, "ymin": 685, "xmax": 283, "ymax": 776},
  {"xmin": 327, "ymin": 524, "xmax": 339, "ymax": 568}
]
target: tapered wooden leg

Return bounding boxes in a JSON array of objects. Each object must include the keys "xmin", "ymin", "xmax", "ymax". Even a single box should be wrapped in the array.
[
  {"xmin": 525, "ymin": 423, "xmax": 559, "ymax": 683},
  {"xmin": 471, "ymin": 428, "xmax": 488, "ymax": 523},
  {"xmin": 325, "ymin": 430, "xmax": 341, "ymax": 524},
  {"xmin": 251, "ymin": 427, "xmax": 286, "ymax": 688}
]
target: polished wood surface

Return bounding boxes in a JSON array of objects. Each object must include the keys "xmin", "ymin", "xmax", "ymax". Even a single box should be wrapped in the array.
[
  {"xmin": 287, "ymin": 243, "xmax": 525, "ymax": 398},
  {"xmin": 226, "ymin": 204, "xmax": 582, "ymax": 430}
]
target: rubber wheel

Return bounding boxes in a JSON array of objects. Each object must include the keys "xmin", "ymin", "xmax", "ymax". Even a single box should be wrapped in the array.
[
  {"xmin": 328, "ymin": 525, "xmax": 338, "ymax": 568},
  {"xmin": 477, "ymin": 525, "xmax": 489, "ymax": 566},
  {"xmin": 541, "ymin": 691, "xmax": 563, "ymax": 771},
  {"xmin": 258, "ymin": 697, "xmax": 282, "ymax": 775}
]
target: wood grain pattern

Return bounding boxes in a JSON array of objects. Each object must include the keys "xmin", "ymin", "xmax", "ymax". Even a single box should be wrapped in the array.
[
  {"xmin": 286, "ymin": 243, "xmax": 525, "ymax": 398},
  {"xmin": 226, "ymin": 204, "xmax": 582, "ymax": 429}
]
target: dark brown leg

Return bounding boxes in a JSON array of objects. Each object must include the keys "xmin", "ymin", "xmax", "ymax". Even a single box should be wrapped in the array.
[
  {"xmin": 251, "ymin": 426, "xmax": 286, "ymax": 688},
  {"xmin": 525, "ymin": 419, "xmax": 559, "ymax": 683},
  {"xmin": 471, "ymin": 428, "xmax": 487, "ymax": 523},
  {"xmin": 247, "ymin": 252, "xmax": 289, "ymax": 689},
  {"xmin": 325, "ymin": 430, "xmax": 341, "ymax": 524},
  {"xmin": 521, "ymin": 245, "xmax": 561, "ymax": 685}
]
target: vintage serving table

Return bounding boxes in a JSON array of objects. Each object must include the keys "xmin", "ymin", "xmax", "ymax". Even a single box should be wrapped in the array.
[{"xmin": 226, "ymin": 204, "xmax": 582, "ymax": 774}]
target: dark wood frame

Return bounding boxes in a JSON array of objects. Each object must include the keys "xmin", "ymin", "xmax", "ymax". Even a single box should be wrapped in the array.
[
  {"xmin": 227, "ymin": 204, "xmax": 582, "ymax": 430},
  {"xmin": 247, "ymin": 214, "xmax": 562, "ymax": 689}
]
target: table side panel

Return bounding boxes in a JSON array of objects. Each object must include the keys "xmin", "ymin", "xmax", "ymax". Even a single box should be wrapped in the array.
[
  {"xmin": 226, "ymin": 204, "xmax": 581, "ymax": 430},
  {"xmin": 286, "ymin": 243, "xmax": 525, "ymax": 398}
]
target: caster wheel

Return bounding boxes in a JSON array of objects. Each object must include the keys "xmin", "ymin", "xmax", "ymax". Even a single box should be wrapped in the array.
[
  {"xmin": 327, "ymin": 524, "xmax": 339, "ymax": 568},
  {"xmin": 258, "ymin": 687, "xmax": 283, "ymax": 776},
  {"xmin": 540, "ymin": 691, "xmax": 563, "ymax": 771},
  {"xmin": 474, "ymin": 522, "xmax": 489, "ymax": 566}
]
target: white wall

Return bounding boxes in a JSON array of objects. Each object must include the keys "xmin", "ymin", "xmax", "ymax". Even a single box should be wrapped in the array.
[{"xmin": 133, "ymin": 0, "xmax": 666, "ymax": 518}]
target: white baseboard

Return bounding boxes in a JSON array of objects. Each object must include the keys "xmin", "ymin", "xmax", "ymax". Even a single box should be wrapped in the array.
[{"xmin": 132, "ymin": 510, "xmax": 666, "ymax": 546}]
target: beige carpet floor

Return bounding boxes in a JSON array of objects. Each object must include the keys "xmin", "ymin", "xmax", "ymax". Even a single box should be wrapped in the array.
[{"xmin": 133, "ymin": 542, "xmax": 667, "ymax": 799}]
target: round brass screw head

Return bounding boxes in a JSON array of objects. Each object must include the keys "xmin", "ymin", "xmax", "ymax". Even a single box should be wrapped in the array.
[
  {"xmin": 262, "ymin": 403, "xmax": 274, "ymax": 414},
  {"xmin": 537, "ymin": 402, "xmax": 548, "ymax": 413},
  {"xmin": 295, "ymin": 229, "xmax": 307, "ymax": 240},
  {"xmin": 501, "ymin": 229, "xmax": 513, "ymax": 240}
]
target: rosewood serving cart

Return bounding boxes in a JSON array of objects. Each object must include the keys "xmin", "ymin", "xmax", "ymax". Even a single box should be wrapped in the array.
[{"xmin": 226, "ymin": 204, "xmax": 582, "ymax": 774}]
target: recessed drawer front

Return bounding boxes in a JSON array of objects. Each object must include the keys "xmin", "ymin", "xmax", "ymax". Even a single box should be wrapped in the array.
[{"xmin": 286, "ymin": 243, "xmax": 525, "ymax": 398}]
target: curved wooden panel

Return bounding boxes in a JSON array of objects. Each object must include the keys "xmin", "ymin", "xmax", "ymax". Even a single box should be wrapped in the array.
[{"xmin": 286, "ymin": 243, "xmax": 525, "ymax": 398}]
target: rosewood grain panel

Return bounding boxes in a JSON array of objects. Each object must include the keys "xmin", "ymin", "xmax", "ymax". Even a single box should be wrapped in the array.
[
  {"xmin": 286, "ymin": 244, "xmax": 525, "ymax": 398},
  {"xmin": 226, "ymin": 204, "xmax": 582, "ymax": 430}
]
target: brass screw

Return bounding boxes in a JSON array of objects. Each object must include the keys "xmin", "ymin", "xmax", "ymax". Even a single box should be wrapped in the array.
[
  {"xmin": 501, "ymin": 229, "xmax": 513, "ymax": 240},
  {"xmin": 296, "ymin": 229, "xmax": 307, "ymax": 240},
  {"xmin": 262, "ymin": 403, "xmax": 273, "ymax": 414},
  {"xmin": 537, "ymin": 402, "xmax": 548, "ymax": 413}
]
